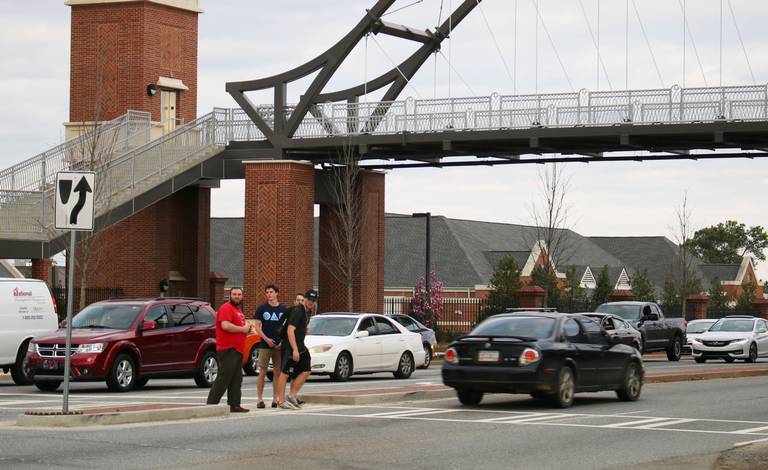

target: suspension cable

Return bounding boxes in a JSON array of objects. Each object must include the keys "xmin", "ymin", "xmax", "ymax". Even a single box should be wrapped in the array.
[
  {"xmin": 364, "ymin": 33, "xmax": 369, "ymax": 102},
  {"xmin": 514, "ymin": 0, "xmax": 518, "ymax": 94},
  {"xmin": 369, "ymin": 33, "xmax": 423, "ymax": 98},
  {"xmin": 532, "ymin": 0, "xmax": 575, "ymax": 92},
  {"xmin": 438, "ymin": 50, "xmax": 476, "ymax": 95},
  {"xmin": 435, "ymin": 0, "xmax": 444, "ymax": 99},
  {"xmin": 382, "ymin": 0, "xmax": 424, "ymax": 17},
  {"xmin": 727, "ymin": 0, "xmax": 756, "ymax": 85},
  {"xmin": 625, "ymin": 0, "xmax": 629, "ymax": 90},
  {"xmin": 475, "ymin": 0, "xmax": 515, "ymax": 89},
  {"xmin": 534, "ymin": 0, "xmax": 539, "ymax": 94},
  {"xmin": 577, "ymin": 0, "xmax": 613, "ymax": 90},
  {"xmin": 448, "ymin": 0, "xmax": 452, "ymax": 101},
  {"xmin": 719, "ymin": 0, "xmax": 723, "ymax": 88},
  {"xmin": 677, "ymin": 0, "xmax": 708, "ymax": 87},
  {"xmin": 631, "ymin": 0, "xmax": 664, "ymax": 88},
  {"xmin": 682, "ymin": 0, "xmax": 686, "ymax": 87}
]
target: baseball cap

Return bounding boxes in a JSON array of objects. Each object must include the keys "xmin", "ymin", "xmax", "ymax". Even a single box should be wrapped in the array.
[{"xmin": 305, "ymin": 289, "xmax": 318, "ymax": 301}]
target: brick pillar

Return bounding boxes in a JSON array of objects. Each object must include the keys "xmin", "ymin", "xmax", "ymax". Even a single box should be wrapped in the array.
[
  {"xmin": 752, "ymin": 299, "xmax": 768, "ymax": 320},
  {"xmin": 209, "ymin": 272, "xmax": 228, "ymax": 310},
  {"xmin": 31, "ymin": 258, "xmax": 53, "ymax": 287},
  {"xmin": 686, "ymin": 294, "xmax": 709, "ymax": 321},
  {"xmin": 318, "ymin": 171, "xmax": 385, "ymax": 313},
  {"xmin": 243, "ymin": 161, "xmax": 315, "ymax": 316},
  {"xmin": 518, "ymin": 285, "xmax": 545, "ymax": 309},
  {"xmin": 610, "ymin": 290, "xmax": 634, "ymax": 302}
]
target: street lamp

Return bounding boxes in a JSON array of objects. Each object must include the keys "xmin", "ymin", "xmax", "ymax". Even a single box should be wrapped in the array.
[{"xmin": 412, "ymin": 212, "xmax": 431, "ymax": 299}]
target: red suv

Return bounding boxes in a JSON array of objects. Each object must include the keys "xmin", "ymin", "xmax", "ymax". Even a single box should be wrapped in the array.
[{"xmin": 26, "ymin": 297, "xmax": 218, "ymax": 392}]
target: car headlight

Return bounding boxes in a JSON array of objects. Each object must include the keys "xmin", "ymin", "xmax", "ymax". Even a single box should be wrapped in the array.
[
  {"xmin": 692, "ymin": 338, "xmax": 702, "ymax": 343},
  {"xmin": 732, "ymin": 338, "xmax": 748, "ymax": 344},
  {"xmin": 77, "ymin": 343, "xmax": 105, "ymax": 354},
  {"xmin": 308, "ymin": 344, "xmax": 333, "ymax": 354}
]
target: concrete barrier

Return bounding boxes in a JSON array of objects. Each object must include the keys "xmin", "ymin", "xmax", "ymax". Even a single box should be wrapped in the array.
[{"xmin": 16, "ymin": 404, "xmax": 229, "ymax": 428}]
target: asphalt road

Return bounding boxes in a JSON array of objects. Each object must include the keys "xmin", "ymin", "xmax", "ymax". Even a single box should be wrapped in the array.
[{"xmin": 0, "ymin": 358, "xmax": 767, "ymax": 469}]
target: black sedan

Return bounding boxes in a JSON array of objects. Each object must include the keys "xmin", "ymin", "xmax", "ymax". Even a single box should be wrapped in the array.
[{"xmin": 441, "ymin": 312, "xmax": 644, "ymax": 408}]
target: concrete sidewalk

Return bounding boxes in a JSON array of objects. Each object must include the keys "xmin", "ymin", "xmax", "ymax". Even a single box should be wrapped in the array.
[{"xmin": 16, "ymin": 403, "xmax": 229, "ymax": 427}]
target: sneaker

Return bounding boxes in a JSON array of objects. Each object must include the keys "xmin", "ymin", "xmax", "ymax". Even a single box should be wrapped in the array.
[
  {"xmin": 297, "ymin": 399, "xmax": 305, "ymax": 406},
  {"xmin": 278, "ymin": 401, "xmax": 297, "ymax": 410},
  {"xmin": 271, "ymin": 402, "xmax": 278, "ymax": 408},
  {"xmin": 256, "ymin": 401, "xmax": 265, "ymax": 409},
  {"xmin": 286, "ymin": 396, "xmax": 302, "ymax": 408}
]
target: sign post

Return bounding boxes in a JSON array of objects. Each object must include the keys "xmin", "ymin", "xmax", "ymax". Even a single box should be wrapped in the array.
[{"xmin": 55, "ymin": 171, "xmax": 95, "ymax": 414}]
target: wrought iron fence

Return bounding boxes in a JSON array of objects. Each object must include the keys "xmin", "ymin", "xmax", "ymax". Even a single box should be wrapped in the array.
[{"xmin": 383, "ymin": 296, "xmax": 489, "ymax": 334}]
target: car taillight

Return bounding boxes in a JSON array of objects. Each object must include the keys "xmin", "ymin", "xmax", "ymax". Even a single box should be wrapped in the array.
[
  {"xmin": 519, "ymin": 348, "xmax": 541, "ymax": 366},
  {"xmin": 444, "ymin": 347, "xmax": 459, "ymax": 364}
]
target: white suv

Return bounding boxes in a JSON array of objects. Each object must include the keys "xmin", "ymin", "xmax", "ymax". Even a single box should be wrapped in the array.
[{"xmin": 691, "ymin": 316, "xmax": 768, "ymax": 363}]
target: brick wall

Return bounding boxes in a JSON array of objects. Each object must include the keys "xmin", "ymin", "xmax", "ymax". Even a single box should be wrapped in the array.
[
  {"xmin": 69, "ymin": 2, "xmax": 198, "ymax": 123},
  {"xmin": 75, "ymin": 186, "xmax": 210, "ymax": 299},
  {"xmin": 243, "ymin": 161, "xmax": 315, "ymax": 316}
]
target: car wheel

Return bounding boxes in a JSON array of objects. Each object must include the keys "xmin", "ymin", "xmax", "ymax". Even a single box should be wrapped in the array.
[
  {"xmin": 616, "ymin": 362, "xmax": 642, "ymax": 402},
  {"xmin": 134, "ymin": 377, "xmax": 150, "ymax": 389},
  {"xmin": 393, "ymin": 352, "xmax": 414, "ymax": 379},
  {"xmin": 724, "ymin": 357, "xmax": 735, "ymax": 363},
  {"xmin": 695, "ymin": 357, "xmax": 706, "ymax": 364},
  {"xmin": 457, "ymin": 389, "xmax": 484, "ymax": 406},
  {"xmin": 243, "ymin": 346, "xmax": 259, "ymax": 376},
  {"xmin": 746, "ymin": 343, "xmax": 758, "ymax": 363},
  {"xmin": 666, "ymin": 336, "xmax": 682, "ymax": 362},
  {"xmin": 34, "ymin": 381, "xmax": 61, "ymax": 392},
  {"xmin": 10, "ymin": 340, "xmax": 34, "ymax": 386},
  {"xmin": 194, "ymin": 351, "xmax": 218, "ymax": 388},
  {"xmin": 106, "ymin": 354, "xmax": 137, "ymax": 392},
  {"xmin": 419, "ymin": 344, "xmax": 432, "ymax": 369},
  {"xmin": 551, "ymin": 366, "xmax": 575, "ymax": 408},
  {"xmin": 330, "ymin": 352, "xmax": 352, "ymax": 382}
]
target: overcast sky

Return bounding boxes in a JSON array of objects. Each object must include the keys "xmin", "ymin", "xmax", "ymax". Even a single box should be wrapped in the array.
[{"xmin": 1, "ymin": 0, "xmax": 767, "ymax": 281}]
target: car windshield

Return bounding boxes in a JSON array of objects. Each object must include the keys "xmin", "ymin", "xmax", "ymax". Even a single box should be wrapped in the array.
[
  {"xmin": 687, "ymin": 321, "xmax": 715, "ymax": 334},
  {"xmin": 308, "ymin": 317, "xmax": 358, "ymax": 336},
  {"xmin": 470, "ymin": 316, "xmax": 555, "ymax": 339},
  {"xmin": 595, "ymin": 304, "xmax": 641, "ymax": 320},
  {"xmin": 708, "ymin": 319, "xmax": 754, "ymax": 333},
  {"xmin": 71, "ymin": 304, "xmax": 144, "ymax": 329}
]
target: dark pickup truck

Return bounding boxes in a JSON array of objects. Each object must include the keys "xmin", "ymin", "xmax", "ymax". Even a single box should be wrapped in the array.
[{"xmin": 596, "ymin": 302, "xmax": 687, "ymax": 361}]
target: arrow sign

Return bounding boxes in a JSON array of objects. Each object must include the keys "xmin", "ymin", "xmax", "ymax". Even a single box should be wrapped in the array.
[
  {"xmin": 55, "ymin": 171, "xmax": 95, "ymax": 231},
  {"xmin": 69, "ymin": 177, "xmax": 92, "ymax": 224}
]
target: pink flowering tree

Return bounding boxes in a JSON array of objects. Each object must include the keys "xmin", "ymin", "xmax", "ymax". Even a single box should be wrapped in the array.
[{"xmin": 411, "ymin": 271, "xmax": 444, "ymax": 330}]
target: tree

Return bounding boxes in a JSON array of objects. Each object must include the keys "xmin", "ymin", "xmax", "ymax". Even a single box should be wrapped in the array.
[
  {"xmin": 562, "ymin": 265, "xmax": 587, "ymax": 312},
  {"xmin": 486, "ymin": 255, "xmax": 521, "ymax": 317},
  {"xmin": 630, "ymin": 269, "xmax": 656, "ymax": 302},
  {"xmin": 707, "ymin": 277, "xmax": 729, "ymax": 312},
  {"xmin": 660, "ymin": 277, "xmax": 681, "ymax": 311},
  {"xmin": 736, "ymin": 279, "xmax": 758, "ymax": 313},
  {"xmin": 319, "ymin": 141, "xmax": 364, "ymax": 311},
  {"xmin": 411, "ymin": 271, "xmax": 443, "ymax": 329},
  {"xmin": 669, "ymin": 191, "xmax": 702, "ymax": 317},
  {"xmin": 530, "ymin": 265, "xmax": 562, "ymax": 308},
  {"xmin": 688, "ymin": 220, "xmax": 768, "ymax": 264},
  {"xmin": 591, "ymin": 265, "xmax": 612, "ymax": 306},
  {"xmin": 527, "ymin": 163, "xmax": 577, "ymax": 307}
]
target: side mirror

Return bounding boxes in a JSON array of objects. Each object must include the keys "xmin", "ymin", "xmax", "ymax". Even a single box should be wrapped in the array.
[
  {"xmin": 140, "ymin": 320, "xmax": 157, "ymax": 331},
  {"xmin": 355, "ymin": 330, "xmax": 369, "ymax": 338}
]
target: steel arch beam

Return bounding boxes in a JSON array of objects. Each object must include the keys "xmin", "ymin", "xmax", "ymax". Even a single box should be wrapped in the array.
[{"xmin": 226, "ymin": 0, "xmax": 482, "ymax": 146}]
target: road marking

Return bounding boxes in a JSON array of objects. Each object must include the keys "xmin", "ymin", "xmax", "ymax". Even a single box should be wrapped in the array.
[
  {"xmin": 480, "ymin": 413, "xmax": 544, "ymax": 423},
  {"xmin": 364, "ymin": 408, "xmax": 437, "ymax": 417},
  {"xmin": 730, "ymin": 424, "xmax": 768, "ymax": 434},
  {"xmin": 734, "ymin": 436, "xmax": 768, "ymax": 447},
  {"xmin": 496, "ymin": 413, "xmax": 576, "ymax": 424},
  {"xmin": 603, "ymin": 417, "xmax": 678, "ymax": 428},
  {"xmin": 634, "ymin": 418, "xmax": 695, "ymax": 429}
]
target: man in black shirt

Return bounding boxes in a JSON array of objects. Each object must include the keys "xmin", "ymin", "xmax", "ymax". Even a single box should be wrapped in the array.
[
  {"xmin": 253, "ymin": 284, "xmax": 287, "ymax": 409},
  {"xmin": 276, "ymin": 289, "xmax": 316, "ymax": 409}
]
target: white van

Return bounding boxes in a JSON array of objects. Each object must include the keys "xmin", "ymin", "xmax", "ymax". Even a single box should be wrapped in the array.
[{"xmin": 0, "ymin": 279, "xmax": 58, "ymax": 385}]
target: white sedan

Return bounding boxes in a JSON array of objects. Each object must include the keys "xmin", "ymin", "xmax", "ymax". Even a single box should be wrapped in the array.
[
  {"xmin": 691, "ymin": 316, "xmax": 768, "ymax": 363},
  {"xmin": 305, "ymin": 313, "xmax": 426, "ymax": 381}
]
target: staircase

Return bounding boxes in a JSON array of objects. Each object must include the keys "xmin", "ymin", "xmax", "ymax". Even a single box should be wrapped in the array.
[{"xmin": 0, "ymin": 108, "xmax": 229, "ymax": 246}]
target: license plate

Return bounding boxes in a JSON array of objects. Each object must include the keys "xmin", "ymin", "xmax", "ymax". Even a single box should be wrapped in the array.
[
  {"xmin": 43, "ymin": 360, "xmax": 59, "ymax": 370},
  {"xmin": 477, "ymin": 350, "xmax": 500, "ymax": 362}
]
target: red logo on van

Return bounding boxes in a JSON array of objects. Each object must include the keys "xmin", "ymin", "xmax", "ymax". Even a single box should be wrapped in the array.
[{"xmin": 13, "ymin": 288, "xmax": 32, "ymax": 297}]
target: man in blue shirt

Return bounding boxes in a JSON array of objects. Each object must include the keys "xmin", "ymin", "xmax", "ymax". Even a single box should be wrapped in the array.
[{"xmin": 253, "ymin": 284, "xmax": 288, "ymax": 409}]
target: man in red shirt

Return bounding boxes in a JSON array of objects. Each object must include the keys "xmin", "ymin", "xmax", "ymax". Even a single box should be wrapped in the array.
[{"xmin": 206, "ymin": 287, "xmax": 254, "ymax": 412}]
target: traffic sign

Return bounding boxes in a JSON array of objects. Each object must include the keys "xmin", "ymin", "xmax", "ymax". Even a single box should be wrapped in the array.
[{"xmin": 55, "ymin": 171, "xmax": 95, "ymax": 231}]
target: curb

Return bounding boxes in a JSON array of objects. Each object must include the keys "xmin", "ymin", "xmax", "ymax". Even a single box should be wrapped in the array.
[
  {"xmin": 15, "ymin": 404, "xmax": 229, "ymax": 428},
  {"xmin": 645, "ymin": 366, "xmax": 768, "ymax": 384},
  {"xmin": 303, "ymin": 388, "xmax": 456, "ymax": 405}
]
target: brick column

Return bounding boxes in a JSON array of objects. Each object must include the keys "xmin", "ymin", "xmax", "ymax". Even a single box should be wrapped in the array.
[
  {"xmin": 752, "ymin": 299, "xmax": 768, "ymax": 320},
  {"xmin": 243, "ymin": 161, "xmax": 315, "ymax": 316},
  {"xmin": 518, "ymin": 285, "xmax": 545, "ymax": 309},
  {"xmin": 209, "ymin": 272, "xmax": 228, "ymax": 310},
  {"xmin": 31, "ymin": 258, "xmax": 53, "ymax": 287},
  {"xmin": 610, "ymin": 290, "xmax": 634, "ymax": 302},
  {"xmin": 686, "ymin": 294, "xmax": 709, "ymax": 321},
  {"xmin": 318, "ymin": 171, "xmax": 385, "ymax": 313}
]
